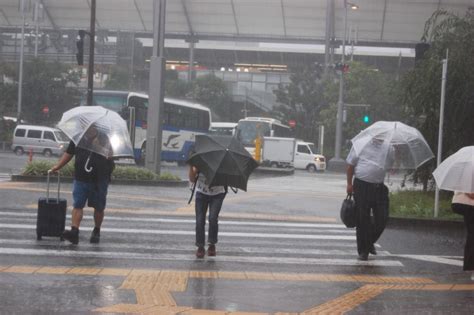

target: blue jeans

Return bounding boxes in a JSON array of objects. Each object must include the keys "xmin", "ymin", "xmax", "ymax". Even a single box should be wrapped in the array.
[
  {"xmin": 195, "ymin": 192, "xmax": 225, "ymax": 247},
  {"xmin": 72, "ymin": 180, "xmax": 109, "ymax": 212}
]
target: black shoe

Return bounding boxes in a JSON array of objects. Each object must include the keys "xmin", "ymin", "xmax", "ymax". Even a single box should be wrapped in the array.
[
  {"xmin": 207, "ymin": 244, "xmax": 216, "ymax": 257},
  {"xmin": 369, "ymin": 245, "xmax": 377, "ymax": 255},
  {"xmin": 90, "ymin": 228, "xmax": 100, "ymax": 244},
  {"xmin": 62, "ymin": 229, "xmax": 79, "ymax": 245},
  {"xmin": 358, "ymin": 253, "xmax": 368, "ymax": 261}
]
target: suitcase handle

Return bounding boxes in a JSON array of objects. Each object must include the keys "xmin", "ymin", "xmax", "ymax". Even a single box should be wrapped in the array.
[{"xmin": 46, "ymin": 171, "xmax": 60, "ymax": 203}]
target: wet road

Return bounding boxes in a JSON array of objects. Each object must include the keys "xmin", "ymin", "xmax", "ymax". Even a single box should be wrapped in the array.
[{"xmin": 0, "ymin": 152, "xmax": 472, "ymax": 314}]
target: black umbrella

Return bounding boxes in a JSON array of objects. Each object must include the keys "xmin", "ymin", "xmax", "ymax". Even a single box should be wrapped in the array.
[{"xmin": 187, "ymin": 135, "xmax": 259, "ymax": 191}]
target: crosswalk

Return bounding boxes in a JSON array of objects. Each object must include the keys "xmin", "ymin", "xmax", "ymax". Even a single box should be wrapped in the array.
[
  {"xmin": 0, "ymin": 173, "xmax": 10, "ymax": 182},
  {"xmin": 0, "ymin": 208, "xmax": 404, "ymax": 269}
]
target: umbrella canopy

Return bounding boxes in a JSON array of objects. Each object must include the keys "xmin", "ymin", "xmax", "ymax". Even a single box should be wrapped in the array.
[
  {"xmin": 187, "ymin": 135, "xmax": 259, "ymax": 191},
  {"xmin": 433, "ymin": 146, "xmax": 474, "ymax": 193},
  {"xmin": 57, "ymin": 106, "xmax": 134, "ymax": 158},
  {"xmin": 350, "ymin": 121, "xmax": 434, "ymax": 170}
]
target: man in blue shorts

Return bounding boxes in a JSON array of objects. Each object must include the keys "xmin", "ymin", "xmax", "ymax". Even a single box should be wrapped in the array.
[{"xmin": 50, "ymin": 127, "xmax": 114, "ymax": 244}]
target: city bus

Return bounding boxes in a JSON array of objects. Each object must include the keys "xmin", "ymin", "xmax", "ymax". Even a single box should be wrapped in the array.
[
  {"xmin": 235, "ymin": 117, "xmax": 292, "ymax": 156},
  {"xmin": 209, "ymin": 122, "xmax": 237, "ymax": 136},
  {"xmin": 82, "ymin": 90, "xmax": 212, "ymax": 164}
]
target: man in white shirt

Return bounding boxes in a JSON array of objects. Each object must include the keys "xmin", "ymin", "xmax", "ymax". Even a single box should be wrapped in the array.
[{"xmin": 346, "ymin": 139, "xmax": 393, "ymax": 261}]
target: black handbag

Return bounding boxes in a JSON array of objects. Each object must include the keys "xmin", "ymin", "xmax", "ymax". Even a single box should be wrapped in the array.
[{"xmin": 340, "ymin": 194, "xmax": 357, "ymax": 228}]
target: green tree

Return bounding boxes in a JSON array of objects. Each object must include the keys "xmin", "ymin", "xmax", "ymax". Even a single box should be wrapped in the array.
[
  {"xmin": 402, "ymin": 10, "xmax": 474, "ymax": 190},
  {"xmin": 104, "ymin": 66, "xmax": 130, "ymax": 90},
  {"xmin": 0, "ymin": 58, "xmax": 81, "ymax": 125},
  {"xmin": 273, "ymin": 63, "xmax": 329, "ymax": 143},
  {"xmin": 192, "ymin": 74, "xmax": 231, "ymax": 121},
  {"xmin": 164, "ymin": 70, "xmax": 191, "ymax": 97}
]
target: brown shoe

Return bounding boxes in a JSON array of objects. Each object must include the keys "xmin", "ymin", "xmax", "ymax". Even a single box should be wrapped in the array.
[
  {"xmin": 196, "ymin": 247, "xmax": 205, "ymax": 258},
  {"xmin": 207, "ymin": 244, "xmax": 216, "ymax": 257}
]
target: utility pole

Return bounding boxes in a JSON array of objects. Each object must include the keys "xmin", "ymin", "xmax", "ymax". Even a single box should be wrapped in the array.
[
  {"xmin": 86, "ymin": 0, "xmax": 96, "ymax": 106},
  {"xmin": 145, "ymin": 0, "xmax": 167, "ymax": 174}
]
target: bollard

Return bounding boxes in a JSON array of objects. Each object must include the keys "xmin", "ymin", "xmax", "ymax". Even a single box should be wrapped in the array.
[
  {"xmin": 254, "ymin": 137, "xmax": 262, "ymax": 162},
  {"xmin": 28, "ymin": 149, "xmax": 33, "ymax": 163}
]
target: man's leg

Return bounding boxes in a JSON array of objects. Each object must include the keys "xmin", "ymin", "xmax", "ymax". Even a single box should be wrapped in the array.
[
  {"xmin": 207, "ymin": 194, "xmax": 225, "ymax": 256},
  {"xmin": 372, "ymin": 185, "xmax": 389, "ymax": 244},
  {"xmin": 62, "ymin": 181, "xmax": 88, "ymax": 244},
  {"xmin": 195, "ymin": 193, "xmax": 209, "ymax": 258},
  {"xmin": 463, "ymin": 210, "xmax": 474, "ymax": 271},
  {"xmin": 354, "ymin": 179, "xmax": 371, "ymax": 260},
  {"xmin": 88, "ymin": 180, "xmax": 108, "ymax": 243}
]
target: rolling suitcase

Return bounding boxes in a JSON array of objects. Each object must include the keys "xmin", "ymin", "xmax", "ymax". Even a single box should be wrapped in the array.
[{"xmin": 36, "ymin": 172, "xmax": 67, "ymax": 240}]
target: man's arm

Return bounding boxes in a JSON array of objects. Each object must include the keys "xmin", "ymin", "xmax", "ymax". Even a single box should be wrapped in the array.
[
  {"xmin": 49, "ymin": 152, "xmax": 73, "ymax": 173},
  {"xmin": 188, "ymin": 166, "xmax": 198, "ymax": 183},
  {"xmin": 346, "ymin": 164, "xmax": 355, "ymax": 194}
]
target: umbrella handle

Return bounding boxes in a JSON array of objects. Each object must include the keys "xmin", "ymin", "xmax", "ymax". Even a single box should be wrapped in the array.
[{"xmin": 84, "ymin": 155, "xmax": 93, "ymax": 173}]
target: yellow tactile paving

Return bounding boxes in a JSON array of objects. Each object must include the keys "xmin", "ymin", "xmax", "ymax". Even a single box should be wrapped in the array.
[
  {"xmin": 422, "ymin": 284, "xmax": 454, "ymax": 290},
  {"xmin": 272, "ymin": 273, "xmax": 302, "ymax": 281},
  {"xmin": 67, "ymin": 267, "xmax": 102, "ymax": 275},
  {"xmin": 302, "ymin": 284, "xmax": 388, "ymax": 314},
  {"xmin": 36, "ymin": 266, "xmax": 71, "ymax": 274},
  {"xmin": 245, "ymin": 271, "xmax": 276, "ymax": 280},
  {"xmin": 189, "ymin": 271, "xmax": 219, "ymax": 279},
  {"xmin": 217, "ymin": 271, "xmax": 248, "ymax": 280},
  {"xmin": 452, "ymin": 284, "xmax": 474, "ymax": 290},
  {"xmin": 98, "ymin": 268, "xmax": 131, "ymax": 276},
  {"xmin": 5, "ymin": 265, "xmax": 41, "ymax": 273}
]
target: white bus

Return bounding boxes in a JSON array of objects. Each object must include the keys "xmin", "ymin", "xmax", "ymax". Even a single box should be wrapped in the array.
[
  {"xmin": 236, "ymin": 117, "xmax": 292, "ymax": 156},
  {"xmin": 82, "ymin": 90, "xmax": 212, "ymax": 164},
  {"xmin": 209, "ymin": 122, "xmax": 237, "ymax": 136}
]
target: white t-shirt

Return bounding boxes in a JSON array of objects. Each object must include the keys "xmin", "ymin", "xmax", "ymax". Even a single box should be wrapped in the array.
[
  {"xmin": 452, "ymin": 192, "xmax": 474, "ymax": 206},
  {"xmin": 192, "ymin": 173, "xmax": 225, "ymax": 196},
  {"xmin": 346, "ymin": 146, "xmax": 393, "ymax": 184}
]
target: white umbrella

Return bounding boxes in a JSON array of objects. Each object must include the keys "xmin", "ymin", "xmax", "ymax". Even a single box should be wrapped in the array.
[
  {"xmin": 57, "ymin": 106, "xmax": 134, "ymax": 158},
  {"xmin": 351, "ymin": 121, "xmax": 434, "ymax": 170},
  {"xmin": 433, "ymin": 146, "xmax": 474, "ymax": 193}
]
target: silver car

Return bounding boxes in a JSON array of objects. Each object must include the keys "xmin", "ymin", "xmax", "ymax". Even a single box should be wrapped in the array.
[{"xmin": 12, "ymin": 125, "xmax": 69, "ymax": 157}]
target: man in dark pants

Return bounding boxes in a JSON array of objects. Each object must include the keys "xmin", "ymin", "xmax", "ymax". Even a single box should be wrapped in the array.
[
  {"xmin": 49, "ymin": 126, "xmax": 114, "ymax": 245},
  {"xmin": 346, "ymin": 141, "xmax": 393, "ymax": 261}
]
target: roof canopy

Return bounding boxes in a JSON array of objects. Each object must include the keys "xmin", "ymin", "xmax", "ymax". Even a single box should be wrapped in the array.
[{"xmin": 1, "ymin": 0, "xmax": 473, "ymax": 47}]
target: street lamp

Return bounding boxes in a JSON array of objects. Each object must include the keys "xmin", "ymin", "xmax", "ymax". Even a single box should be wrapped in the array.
[{"xmin": 329, "ymin": 0, "xmax": 358, "ymax": 171}]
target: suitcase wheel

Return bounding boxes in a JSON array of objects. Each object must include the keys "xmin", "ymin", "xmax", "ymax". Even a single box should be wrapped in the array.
[{"xmin": 36, "ymin": 233, "xmax": 42, "ymax": 240}]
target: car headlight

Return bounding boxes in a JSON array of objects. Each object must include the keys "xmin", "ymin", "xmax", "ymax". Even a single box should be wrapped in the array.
[
  {"xmin": 314, "ymin": 157, "xmax": 320, "ymax": 162},
  {"xmin": 59, "ymin": 144, "xmax": 64, "ymax": 149}
]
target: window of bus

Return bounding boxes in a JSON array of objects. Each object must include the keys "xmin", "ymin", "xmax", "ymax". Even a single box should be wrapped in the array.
[
  {"xmin": 273, "ymin": 124, "xmax": 292, "ymax": 138},
  {"xmin": 80, "ymin": 93, "xmax": 128, "ymax": 112},
  {"xmin": 237, "ymin": 121, "xmax": 271, "ymax": 147},
  {"xmin": 129, "ymin": 96, "xmax": 148, "ymax": 127}
]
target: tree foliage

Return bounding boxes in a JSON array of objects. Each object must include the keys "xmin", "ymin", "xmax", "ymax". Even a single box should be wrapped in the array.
[
  {"xmin": 402, "ymin": 10, "xmax": 474, "ymax": 189},
  {"xmin": 273, "ymin": 63, "xmax": 329, "ymax": 142},
  {"xmin": 192, "ymin": 74, "xmax": 231, "ymax": 121},
  {"xmin": 0, "ymin": 58, "xmax": 81, "ymax": 125},
  {"xmin": 104, "ymin": 66, "xmax": 130, "ymax": 90}
]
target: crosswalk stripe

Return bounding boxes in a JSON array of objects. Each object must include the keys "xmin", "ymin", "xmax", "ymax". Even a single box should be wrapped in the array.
[
  {"xmin": 0, "ymin": 211, "xmax": 347, "ymax": 228},
  {"xmin": 0, "ymin": 223, "xmax": 356, "ymax": 240},
  {"xmin": 0, "ymin": 247, "xmax": 402, "ymax": 266},
  {"xmin": 0, "ymin": 239, "xmax": 388, "ymax": 256}
]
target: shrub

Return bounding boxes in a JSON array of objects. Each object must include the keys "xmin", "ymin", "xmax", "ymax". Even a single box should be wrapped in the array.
[{"xmin": 22, "ymin": 161, "xmax": 181, "ymax": 181}]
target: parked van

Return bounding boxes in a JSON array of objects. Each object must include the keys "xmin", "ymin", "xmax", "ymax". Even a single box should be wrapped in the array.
[
  {"xmin": 12, "ymin": 125, "xmax": 69, "ymax": 157},
  {"xmin": 294, "ymin": 141, "xmax": 326, "ymax": 172}
]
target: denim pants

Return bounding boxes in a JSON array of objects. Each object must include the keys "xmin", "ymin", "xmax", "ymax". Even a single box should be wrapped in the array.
[
  {"xmin": 353, "ymin": 178, "xmax": 389, "ymax": 255},
  {"xmin": 195, "ymin": 192, "xmax": 225, "ymax": 247}
]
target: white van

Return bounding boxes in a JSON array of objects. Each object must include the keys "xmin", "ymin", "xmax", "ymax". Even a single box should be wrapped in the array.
[
  {"xmin": 12, "ymin": 125, "xmax": 69, "ymax": 157},
  {"xmin": 294, "ymin": 141, "xmax": 326, "ymax": 172}
]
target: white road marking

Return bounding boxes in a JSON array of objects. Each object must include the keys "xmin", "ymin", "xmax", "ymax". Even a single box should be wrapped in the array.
[
  {"xmin": 0, "ymin": 247, "xmax": 402, "ymax": 267},
  {"xmin": 0, "ymin": 223, "xmax": 356, "ymax": 240},
  {"xmin": 396, "ymin": 254, "xmax": 463, "ymax": 267},
  {"xmin": 0, "ymin": 239, "xmax": 387, "ymax": 256},
  {"xmin": 0, "ymin": 211, "xmax": 346, "ymax": 229}
]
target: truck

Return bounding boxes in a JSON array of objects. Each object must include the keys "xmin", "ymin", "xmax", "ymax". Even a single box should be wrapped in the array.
[
  {"xmin": 294, "ymin": 141, "xmax": 326, "ymax": 172},
  {"xmin": 260, "ymin": 137, "xmax": 296, "ymax": 168}
]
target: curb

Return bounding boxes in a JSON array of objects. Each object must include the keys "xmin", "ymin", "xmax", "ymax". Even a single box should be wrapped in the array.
[
  {"xmin": 10, "ymin": 175, "xmax": 188, "ymax": 187},
  {"xmin": 387, "ymin": 216, "xmax": 463, "ymax": 229}
]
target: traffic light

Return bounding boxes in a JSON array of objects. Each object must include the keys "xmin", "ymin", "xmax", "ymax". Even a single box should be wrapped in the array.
[
  {"xmin": 76, "ymin": 30, "xmax": 86, "ymax": 65},
  {"xmin": 363, "ymin": 114, "xmax": 370, "ymax": 124}
]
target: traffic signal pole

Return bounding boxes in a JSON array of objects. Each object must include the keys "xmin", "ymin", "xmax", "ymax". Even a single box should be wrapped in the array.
[{"xmin": 86, "ymin": 0, "xmax": 96, "ymax": 106}]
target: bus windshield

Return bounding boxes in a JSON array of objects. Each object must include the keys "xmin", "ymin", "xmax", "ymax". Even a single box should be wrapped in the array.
[{"xmin": 237, "ymin": 120, "xmax": 271, "ymax": 147}]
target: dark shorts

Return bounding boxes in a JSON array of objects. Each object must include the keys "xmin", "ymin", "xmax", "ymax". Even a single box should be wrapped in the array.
[{"xmin": 72, "ymin": 180, "xmax": 109, "ymax": 212}]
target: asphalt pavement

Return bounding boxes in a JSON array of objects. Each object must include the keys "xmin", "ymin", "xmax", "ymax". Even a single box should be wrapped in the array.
[{"xmin": 0, "ymin": 151, "xmax": 472, "ymax": 314}]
